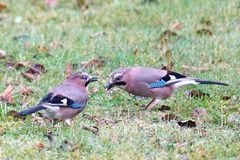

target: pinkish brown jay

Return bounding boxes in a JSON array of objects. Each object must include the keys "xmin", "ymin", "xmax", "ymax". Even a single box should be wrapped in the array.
[
  {"xmin": 105, "ymin": 67, "xmax": 228, "ymax": 110},
  {"xmin": 17, "ymin": 72, "xmax": 98, "ymax": 125}
]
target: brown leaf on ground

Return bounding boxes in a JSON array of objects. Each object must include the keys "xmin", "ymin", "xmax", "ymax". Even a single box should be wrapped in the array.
[
  {"xmin": 36, "ymin": 141, "xmax": 45, "ymax": 149},
  {"xmin": 0, "ymin": 85, "xmax": 14, "ymax": 104},
  {"xmin": 178, "ymin": 120, "xmax": 196, "ymax": 128},
  {"xmin": 7, "ymin": 110, "xmax": 26, "ymax": 120},
  {"xmin": 6, "ymin": 61, "xmax": 30, "ymax": 70},
  {"xmin": 170, "ymin": 22, "xmax": 184, "ymax": 30},
  {"xmin": 0, "ymin": 49, "xmax": 6, "ymax": 58},
  {"xmin": 0, "ymin": 3, "xmax": 7, "ymax": 11},
  {"xmin": 182, "ymin": 65, "xmax": 210, "ymax": 73},
  {"xmin": 21, "ymin": 72, "xmax": 40, "ymax": 81},
  {"xmin": 185, "ymin": 89, "xmax": 210, "ymax": 98},
  {"xmin": 161, "ymin": 114, "xmax": 180, "ymax": 122},
  {"xmin": 196, "ymin": 28, "xmax": 212, "ymax": 36},
  {"xmin": 133, "ymin": 48, "xmax": 139, "ymax": 56},
  {"xmin": 65, "ymin": 63, "xmax": 72, "ymax": 79},
  {"xmin": 36, "ymin": 45, "xmax": 49, "ymax": 53},
  {"xmin": 192, "ymin": 108, "xmax": 207, "ymax": 118},
  {"xmin": 60, "ymin": 140, "xmax": 78, "ymax": 151},
  {"xmin": 20, "ymin": 87, "xmax": 34, "ymax": 96},
  {"xmin": 158, "ymin": 105, "xmax": 171, "ymax": 111},
  {"xmin": 222, "ymin": 95, "xmax": 231, "ymax": 101},
  {"xmin": 80, "ymin": 57, "xmax": 105, "ymax": 68},
  {"xmin": 83, "ymin": 113, "xmax": 120, "ymax": 126},
  {"xmin": 160, "ymin": 30, "xmax": 177, "ymax": 39},
  {"xmin": 82, "ymin": 124, "xmax": 99, "ymax": 135},
  {"xmin": 200, "ymin": 17, "xmax": 212, "ymax": 25},
  {"xmin": 21, "ymin": 63, "xmax": 45, "ymax": 81}
]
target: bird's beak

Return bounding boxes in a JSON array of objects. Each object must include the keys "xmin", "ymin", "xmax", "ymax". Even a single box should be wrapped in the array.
[
  {"xmin": 89, "ymin": 76, "xmax": 98, "ymax": 82},
  {"xmin": 105, "ymin": 81, "xmax": 126, "ymax": 90},
  {"xmin": 104, "ymin": 82, "xmax": 116, "ymax": 90}
]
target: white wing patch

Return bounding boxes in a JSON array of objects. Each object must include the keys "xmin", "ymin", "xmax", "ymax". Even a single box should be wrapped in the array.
[
  {"xmin": 61, "ymin": 98, "xmax": 68, "ymax": 105},
  {"xmin": 169, "ymin": 75, "xmax": 176, "ymax": 80}
]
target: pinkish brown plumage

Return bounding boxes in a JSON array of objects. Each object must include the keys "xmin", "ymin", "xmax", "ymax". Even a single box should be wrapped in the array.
[{"xmin": 105, "ymin": 67, "xmax": 228, "ymax": 110}]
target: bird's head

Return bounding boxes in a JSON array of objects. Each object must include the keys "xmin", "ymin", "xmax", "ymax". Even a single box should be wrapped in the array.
[
  {"xmin": 105, "ymin": 68, "xmax": 129, "ymax": 90},
  {"xmin": 68, "ymin": 72, "xmax": 98, "ymax": 87}
]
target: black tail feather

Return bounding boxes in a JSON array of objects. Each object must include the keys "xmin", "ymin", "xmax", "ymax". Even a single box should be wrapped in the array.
[
  {"xmin": 194, "ymin": 79, "xmax": 229, "ymax": 86},
  {"xmin": 17, "ymin": 105, "xmax": 45, "ymax": 116}
]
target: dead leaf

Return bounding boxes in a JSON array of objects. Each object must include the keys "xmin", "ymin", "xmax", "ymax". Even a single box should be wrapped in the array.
[
  {"xmin": 83, "ymin": 113, "xmax": 119, "ymax": 126},
  {"xmin": 82, "ymin": 124, "xmax": 99, "ymax": 135},
  {"xmin": 196, "ymin": 28, "xmax": 212, "ymax": 36},
  {"xmin": 21, "ymin": 63, "xmax": 45, "ymax": 81},
  {"xmin": 0, "ymin": 49, "xmax": 6, "ymax": 58},
  {"xmin": 200, "ymin": 17, "xmax": 212, "ymax": 26},
  {"xmin": 161, "ymin": 114, "xmax": 180, "ymax": 122},
  {"xmin": 192, "ymin": 108, "xmax": 207, "ymax": 118},
  {"xmin": 76, "ymin": 0, "xmax": 89, "ymax": 10},
  {"xmin": 20, "ymin": 87, "xmax": 33, "ymax": 96},
  {"xmin": 36, "ymin": 141, "xmax": 45, "ymax": 149},
  {"xmin": 158, "ymin": 105, "xmax": 171, "ymax": 111},
  {"xmin": 160, "ymin": 30, "xmax": 177, "ymax": 39},
  {"xmin": 177, "ymin": 120, "xmax": 196, "ymax": 128},
  {"xmin": 182, "ymin": 65, "xmax": 210, "ymax": 73},
  {"xmin": 0, "ymin": 3, "xmax": 7, "ymax": 11},
  {"xmin": 90, "ymin": 31, "xmax": 106, "ymax": 38},
  {"xmin": 133, "ymin": 48, "xmax": 139, "ymax": 56},
  {"xmin": 170, "ymin": 22, "xmax": 184, "ymax": 30},
  {"xmin": 60, "ymin": 140, "xmax": 78, "ymax": 151},
  {"xmin": 80, "ymin": 57, "xmax": 105, "ymax": 68},
  {"xmin": 185, "ymin": 89, "xmax": 210, "ymax": 98},
  {"xmin": 65, "ymin": 63, "xmax": 72, "ymax": 79},
  {"xmin": 222, "ymin": 95, "xmax": 231, "ymax": 101},
  {"xmin": 0, "ymin": 85, "xmax": 14, "ymax": 104},
  {"xmin": 36, "ymin": 45, "xmax": 49, "ymax": 53},
  {"xmin": 21, "ymin": 72, "xmax": 39, "ymax": 81}
]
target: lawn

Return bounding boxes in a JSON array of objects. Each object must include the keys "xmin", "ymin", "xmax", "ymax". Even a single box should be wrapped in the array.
[{"xmin": 0, "ymin": 0, "xmax": 240, "ymax": 159}]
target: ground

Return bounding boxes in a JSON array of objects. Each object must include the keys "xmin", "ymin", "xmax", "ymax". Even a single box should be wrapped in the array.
[{"xmin": 0, "ymin": 0, "xmax": 240, "ymax": 159}]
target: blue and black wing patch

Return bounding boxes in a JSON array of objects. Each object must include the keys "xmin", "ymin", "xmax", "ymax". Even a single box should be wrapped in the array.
[
  {"xmin": 149, "ymin": 71, "xmax": 186, "ymax": 88},
  {"xmin": 48, "ymin": 94, "xmax": 86, "ymax": 109}
]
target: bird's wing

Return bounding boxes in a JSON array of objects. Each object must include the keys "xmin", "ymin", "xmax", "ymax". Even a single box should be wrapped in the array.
[
  {"xmin": 147, "ymin": 70, "xmax": 187, "ymax": 88},
  {"xmin": 50, "ymin": 84, "xmax": 88, "ymax": 109}
]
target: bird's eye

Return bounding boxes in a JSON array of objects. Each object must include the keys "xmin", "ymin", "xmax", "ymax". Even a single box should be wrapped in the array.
[
  {"xmin": 115, "ymin": 76, "xmax": 122, "ymax": 81},
  {"xmin": 81, "ymin": 74, "xmax": 88, "ymax": 80}
]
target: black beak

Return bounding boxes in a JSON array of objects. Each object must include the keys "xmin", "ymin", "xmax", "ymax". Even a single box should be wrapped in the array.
[
  {"xmin": 89, "ymin": 76, "xmax": 98, "ymax": 82},
  {"xmin": 85, "ymin": 76, "xmax": 98, "ymax": 86},
  {"xmin": 105, "ymin": 82, "xmax": 116, "ymax": 90},
  {"xmin": 105, "ymin": 81, "xmax": 126, "ymax": 90}
]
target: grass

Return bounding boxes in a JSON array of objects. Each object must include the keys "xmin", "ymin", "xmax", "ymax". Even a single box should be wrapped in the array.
[{"xmin": 0, "ymin": 0, "xmax": 240, "ymax": 159}]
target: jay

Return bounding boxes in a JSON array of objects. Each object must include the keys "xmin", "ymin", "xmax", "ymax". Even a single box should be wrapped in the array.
[
  {"xmin": 17, "ymin": 72, "xmax": 98, "ymax": 125},
  {"xmin": 105, "ymin": 67, "xmax": 228, "ymax": 110}
]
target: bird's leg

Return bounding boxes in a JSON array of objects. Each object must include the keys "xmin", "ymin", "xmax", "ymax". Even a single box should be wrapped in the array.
[{"xmin": 145, "ymin": 99, "xmax": 161, "ymax": 110}]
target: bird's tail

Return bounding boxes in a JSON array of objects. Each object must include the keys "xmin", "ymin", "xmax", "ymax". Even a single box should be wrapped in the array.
[
  {"xmin": 17, "ymin": 105, "xmax": 45, "ymax": 116},
  {"xmin": 167, "ymin": 78, "xmax": 228, "ymax": 89}
]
